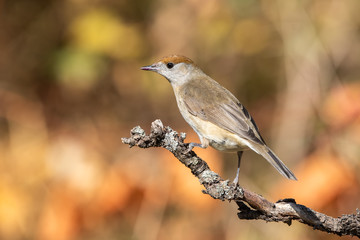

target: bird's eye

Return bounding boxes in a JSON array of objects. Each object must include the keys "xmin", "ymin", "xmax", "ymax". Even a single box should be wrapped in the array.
[{"xmin": 166, "ymin": 62, "xmax": 174, "ymax": 69}]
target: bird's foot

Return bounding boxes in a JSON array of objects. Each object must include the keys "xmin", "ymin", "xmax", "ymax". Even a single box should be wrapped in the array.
[
  {"xmin": 231, "ymin": 178, "xmax": 244, "ymax": 197},
  {"xmin": 184, "ymin": 142, "xmax": 203, "ymax": 154},
  {"xmin": 232, "ymin": 176, "xmax": 239, "ymax": 187}
]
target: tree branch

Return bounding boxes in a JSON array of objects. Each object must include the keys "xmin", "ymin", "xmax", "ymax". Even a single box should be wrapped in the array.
[{"xmin": 121, "ymin": 120, "xmax": 360, "ymax": 238}]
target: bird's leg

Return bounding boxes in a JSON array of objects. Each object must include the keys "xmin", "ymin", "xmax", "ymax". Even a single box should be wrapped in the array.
[
  {"xmin": 186, "ymin": 137, "xmax": 209, "ymax": 153},
  {"xmin": 188, "ymin": 142, "xmax": 205, "ymax": 149},
  {"xmin": 233, "ymin": 151, "xmax": 243, "ymax": 185}
]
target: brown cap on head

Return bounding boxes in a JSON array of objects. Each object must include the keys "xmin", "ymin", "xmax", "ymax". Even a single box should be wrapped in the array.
[{"xmin": 158, "ymin": 55, "xmax": 195, "ymax": 65}]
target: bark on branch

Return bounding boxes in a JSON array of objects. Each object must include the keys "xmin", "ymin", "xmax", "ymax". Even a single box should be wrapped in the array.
[{"xmin": 121, "ymin": 120, "xmax": 360, "ymax": 238}]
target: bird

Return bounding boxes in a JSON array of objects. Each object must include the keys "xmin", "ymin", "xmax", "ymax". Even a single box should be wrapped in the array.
[{"xmin": 141, "ymin": 55, "xmax": 297, "ymax": 184}]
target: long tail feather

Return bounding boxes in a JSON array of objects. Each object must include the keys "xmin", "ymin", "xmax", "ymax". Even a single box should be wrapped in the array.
[{"xmin": 251, "ymin": 145, "xmax": 297, "ymax": 180}]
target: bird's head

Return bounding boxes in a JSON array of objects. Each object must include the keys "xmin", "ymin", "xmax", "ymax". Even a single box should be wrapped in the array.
[{"xmin": 141, "ymin": 55, "xmax": 201, "ymax": 85}]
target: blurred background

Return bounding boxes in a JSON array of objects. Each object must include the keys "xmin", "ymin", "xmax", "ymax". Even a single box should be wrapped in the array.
[{"xmin": 0, "ymin": 0, "xmax": 359, "ymax": 239}]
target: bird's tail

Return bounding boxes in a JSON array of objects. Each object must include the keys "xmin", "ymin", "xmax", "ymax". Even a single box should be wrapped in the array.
[{"xmin": 252, "ymin": 145, "xmax": 297, "ymax": 180}]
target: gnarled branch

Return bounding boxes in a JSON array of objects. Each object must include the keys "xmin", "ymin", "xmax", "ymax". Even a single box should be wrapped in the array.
[{"xmin": 122, "ymin": 120, "xmax": 360, "ymax": 238}]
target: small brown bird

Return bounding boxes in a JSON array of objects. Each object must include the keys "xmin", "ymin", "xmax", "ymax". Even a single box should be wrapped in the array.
[{"xmin": 141, "ymin": 55, "xmax": 297, "ymax": 184}]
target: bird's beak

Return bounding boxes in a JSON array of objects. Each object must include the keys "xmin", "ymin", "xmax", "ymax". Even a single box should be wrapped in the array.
[{"xmin": 140, "ymin": 64, "xmax": 158, "ymax": 72}]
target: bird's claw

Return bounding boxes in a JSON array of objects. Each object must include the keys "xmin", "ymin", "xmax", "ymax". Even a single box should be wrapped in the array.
[
  {"xmin": 184, "ymin": 143, "xmax": 195, "ymax": 154},
  {"xmin": 184, "ymin": 142, "xmax": 204, "ymax": 154},
  {"xmin": 232, "ymin": 178, "xmax": 239, "ymax": 187}
]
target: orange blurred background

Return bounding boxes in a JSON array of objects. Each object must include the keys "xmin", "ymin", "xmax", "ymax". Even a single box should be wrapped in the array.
[{"xmin": 0, "ymin": 0, "xmax": 359, "ymax": 239}]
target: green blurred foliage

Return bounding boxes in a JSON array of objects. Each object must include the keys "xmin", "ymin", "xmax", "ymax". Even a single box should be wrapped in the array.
[{"xmin": 0, "ymin": 0, "xmax": 359, "ymax": 240}]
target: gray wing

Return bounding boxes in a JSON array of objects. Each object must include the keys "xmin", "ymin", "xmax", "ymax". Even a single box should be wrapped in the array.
[
  {"xmin": 181, "ymin": 77, "xmax": 298, "ymax": 181},
  {"xmin": 181, "ymin": 78, "xmax": 266, "ymax": 145}
]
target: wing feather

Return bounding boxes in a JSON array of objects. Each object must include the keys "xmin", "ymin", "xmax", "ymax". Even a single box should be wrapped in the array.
[{"xmin": 181, "ymin": 77, "xmax": 265, "ymax": 145}]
